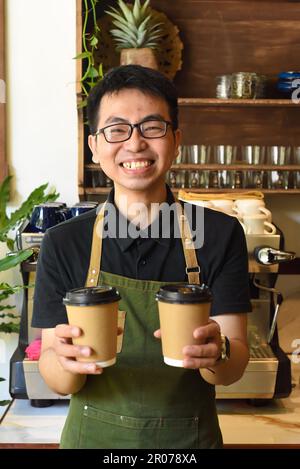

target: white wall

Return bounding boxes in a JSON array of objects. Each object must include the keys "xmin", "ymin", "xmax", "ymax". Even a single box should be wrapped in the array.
[
  {"xmin": 1, "ymin": 0, "xmax": 78, "ymax": 402},
  {"xmin": 6, "ymin": 0, "xmax": 78, "ymax": 208}
]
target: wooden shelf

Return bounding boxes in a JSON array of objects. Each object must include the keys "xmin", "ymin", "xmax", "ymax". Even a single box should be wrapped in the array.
[
  {"xmin": 171, "ymin": 164, "xmax": 300, "ymax": 171},
  {"xmin": 178, "ymin": 98, "xmax": 299, "ymax": 107},
  {"xmin": 84, "ymin": 187, "xmax": 300, "ymax": 196},
  {"xmin": 85, "ymin": 164, "xmax": 300, "ymax": 172},
  {"xmin": 77, "ymin": 1, "xmax": 300, "ymax": 199},
  {"xmin": 167, "ymin": 188, "xmax": 300, "ymax": 195}
]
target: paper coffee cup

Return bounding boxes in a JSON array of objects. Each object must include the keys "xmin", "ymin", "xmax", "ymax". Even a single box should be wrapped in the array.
[
  {"xmin": 63, "ymin": 286, "xmax": 121, "ymax": 367},
  {"xmin": 156, "ymin": 284, "xmax": 212, "ymax": 367}
]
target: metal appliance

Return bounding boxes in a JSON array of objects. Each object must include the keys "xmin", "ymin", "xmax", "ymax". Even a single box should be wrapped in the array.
[
  {"xmin": 216, "ymin": 233, "xmax": 296, "ymax": 401},
  {"xmin": 10, "ymin": 220, "xmax": 296, "ymax": 406}
]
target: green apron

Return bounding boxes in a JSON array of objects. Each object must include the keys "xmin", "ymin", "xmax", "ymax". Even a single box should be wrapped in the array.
[{"xmin": 60, "ymin": 201, "xmax": 223, "ymax": 449}]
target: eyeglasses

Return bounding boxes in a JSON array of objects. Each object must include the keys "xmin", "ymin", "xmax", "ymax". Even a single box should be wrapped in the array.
[{"xmin": 94, "ymin": 119, "xmax": 172, "ymax": 143}]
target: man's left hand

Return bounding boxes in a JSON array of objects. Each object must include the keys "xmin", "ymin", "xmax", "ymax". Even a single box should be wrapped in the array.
[{"xmin": 154, "ymin": 319, "xmax": 222, "ymax": 369}]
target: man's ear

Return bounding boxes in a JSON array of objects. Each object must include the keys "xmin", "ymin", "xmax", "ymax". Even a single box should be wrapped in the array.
[{"xmin": 88, "ymin": 135, "xmax": 99, "ymax": 164}]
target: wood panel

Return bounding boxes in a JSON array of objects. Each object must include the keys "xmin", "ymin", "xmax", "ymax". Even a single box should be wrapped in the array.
[
  {"xmin": 179, "ymin": 105, "xmax": 300, "ymax": 145},
  {"xmin": 0, "ymin": 0, "xmax": 7, "ymax": 182},
  {"xmin": 150, "ymin": 0, "xmax": 300, "ymax": 98}
]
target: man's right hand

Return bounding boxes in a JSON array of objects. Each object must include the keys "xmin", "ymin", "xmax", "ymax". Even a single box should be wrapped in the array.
[{"xmin": 53, "ymin": 324, "xmax": 103, "ymax": 375}]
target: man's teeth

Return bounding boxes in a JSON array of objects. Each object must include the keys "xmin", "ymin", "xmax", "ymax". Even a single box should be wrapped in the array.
[{"xmin": 122, "ymin": 160, "xmax": 153, "ymax": 169}]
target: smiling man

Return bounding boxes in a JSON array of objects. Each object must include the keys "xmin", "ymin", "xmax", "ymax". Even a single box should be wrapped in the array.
[{"xmin": 33, "ymin": 65, "xmax": 251, "ymax": 449}]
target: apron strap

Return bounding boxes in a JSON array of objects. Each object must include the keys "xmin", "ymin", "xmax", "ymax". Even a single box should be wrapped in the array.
[
  {"xmin": 85, "ymin": 198, "xmax": 201, "ymax": 286},
  {"xmin": 175, "ymin": 201, "xmax": 201, "ymax": 285},
  {"xmin": 85, "ymin": 202, "xmax": 107, "ymax": 287}
]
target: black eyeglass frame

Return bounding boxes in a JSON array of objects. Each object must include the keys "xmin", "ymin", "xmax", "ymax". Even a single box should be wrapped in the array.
[{"xmin": 93, "ymin": 119, "xmax": 173, "ymax": 143}]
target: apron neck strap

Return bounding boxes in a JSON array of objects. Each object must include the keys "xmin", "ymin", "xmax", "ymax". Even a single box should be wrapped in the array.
[
  {"xmin": 85, "ymin": 198, "xmax": 201, "ymax": 287},
  {"xmin": 175, "ymin": 201, "xmax": 201, "ymax": 285},
  {"xmin": 85, "ymin": 202, "xmax": 107, "ymax": 287}
]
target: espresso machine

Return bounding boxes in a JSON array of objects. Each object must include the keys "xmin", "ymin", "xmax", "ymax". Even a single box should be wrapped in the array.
[
  {"xmin": 216, "ymin": 231, "xmax": 296, "ymax": 402},
  {"xmin": 10, "ymin": 213, "xmax": 296, "ymax": 406}
]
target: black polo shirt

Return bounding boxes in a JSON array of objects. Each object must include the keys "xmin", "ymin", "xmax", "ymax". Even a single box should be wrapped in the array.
[{"xmin": 32, "ymin": 186, "xmax": 251, "ymax": 328}]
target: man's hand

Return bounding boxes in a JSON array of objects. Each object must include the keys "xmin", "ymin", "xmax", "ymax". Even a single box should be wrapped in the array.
[
  {"xmin": 54, "ymin": 324, "xmax": 103, "ymax": 375},
  {"xmin": 154, "ymin": 319, "xmax": 222, "ymax": 369},
  {"xmin": 53, "ymin": 324, "xmax": 124, "ymax": 375}
]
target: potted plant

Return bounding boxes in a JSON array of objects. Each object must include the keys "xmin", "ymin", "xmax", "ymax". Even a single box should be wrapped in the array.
[
  {"xmin": 0, "ymin": 176, "xmax": 59, "ymax": 405},
  {"xmin": 106, "ymin": 0, "xmax": 163, "ymax": 69}
]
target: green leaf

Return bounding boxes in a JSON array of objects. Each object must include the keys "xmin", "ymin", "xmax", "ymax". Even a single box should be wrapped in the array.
[
  {"xmin": 0, "ymin": 400, "xmax": 11, "ymax": 406},
  {"xmin": 110, "ymin": 31, "xmax": 136, "ymax": 44},
  {"xmin": 0, "ymin": 322, "xmax": 20, "ymax": 333},
  {"xmin": 111, "ymin": 28, "xmax": 137, "ymax": 42},
  {"xmin": 0, "ymin": 249, "xmax": 33, "ymax": 272},
  {"xmin": 141, "ymin": 0, "xmax": 150, "ymax": 17},
  {"xmin": 89, "ymin": 36, "xmax": 98, "ymax": 47},
  {"xmin": 87, "ymin": 66, "xmax": 99, "ymax": 79},
  {"xmin": 105, "ymin": 9, "xmax": 130, "ymax": 28},
  {"xmin": 136, "ymin": 30, "xmax": 146, "ymax": 47},
  {"xmin": 0, "ymin": 377, "xmax": 6, "ymax": 382},
  {"xmin": 0, "ymin": 312, "xmax": 19, "ymax": 319},
  {"xmin": 117, "ymin": 0, "xmax": 135, "ymax": 25},
  {"xmin": 77, "ymin": 99, "xmax": 88, "ymax": 109},
  {"xmin": 133, "ymin": 0, "xmax": 142, "ymax": 23},
  {"xmin": 6, "ymin": 238, "xmax": 15, "ymax": 251},
  {"xmin": 0, "ymin": 183, "xmax": 59, "ymax": 240},
  {"xmin": 0, "ymin": 305, "xmax": 15, "ymax": 312},
  {"xmin": 0, "ymin": 283, "xmax": 24, "ymax": 296},
  {"xmin": 137, "ymin": 14, "xmax": 151, "ymax": 33},
  {"xmin": 73, "ymin": 51, "xmax": 91, "ymax": 60},
  {"xmin": 111, "ymin": 20, "xmax": 138, "ymax": 40},
  {"xmin": 0, "ymin": 176, "xmax": 12, "ymax": 229}
]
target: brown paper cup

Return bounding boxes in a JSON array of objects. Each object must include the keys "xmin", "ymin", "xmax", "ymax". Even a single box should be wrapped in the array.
[
  {"xmin": 66, "ymin": 302, "xmax": 119, "ymax": 367},
  {"xmin": 156, "ymin": 284, "xmax": 212, "ymax": 367},
  {"xmin": 63, "ymin": 286, "xmax": 121, "ymax": 368}
]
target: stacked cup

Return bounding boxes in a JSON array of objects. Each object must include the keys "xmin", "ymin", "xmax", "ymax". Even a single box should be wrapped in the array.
[{"xmin": 233, "ymin": 199, "xmax": 276, "ymax": 234}]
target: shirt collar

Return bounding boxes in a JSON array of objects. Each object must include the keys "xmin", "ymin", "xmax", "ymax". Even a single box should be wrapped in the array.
[{"xmin": 105, "ymin": 185, "xmax": 176, "ymax": 252}]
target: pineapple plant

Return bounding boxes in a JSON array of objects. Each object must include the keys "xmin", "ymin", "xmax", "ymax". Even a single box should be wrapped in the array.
[{"xmin": 106, "ymin": 0, "xmax": 164, "ymax": 69}]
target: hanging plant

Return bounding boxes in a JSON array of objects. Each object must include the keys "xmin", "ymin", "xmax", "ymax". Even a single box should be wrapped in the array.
[{"xmin": 74, "ymin": 0, "xmax": 104, "ymax": 108}]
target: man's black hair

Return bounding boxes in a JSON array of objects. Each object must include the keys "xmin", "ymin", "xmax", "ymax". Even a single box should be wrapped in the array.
[{"xmin": 87, "ymin": 65, "xmax": 178, "ymax": 135}]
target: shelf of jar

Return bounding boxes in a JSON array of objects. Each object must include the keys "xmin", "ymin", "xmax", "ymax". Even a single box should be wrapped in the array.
[
  {"xmin": 84, "ymin": 187, "xmax": 300, "ymax": 195},
  {"xmin": 178, "ymin": 98, "xmax": 300, "ymax": 107},
  {"xmin": 85, "ymin": 164, "xmax": 300, "ymax": 171}
]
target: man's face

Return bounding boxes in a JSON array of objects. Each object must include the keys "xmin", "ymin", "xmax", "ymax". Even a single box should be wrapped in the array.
[{"xmin": 88, "ymin": 88, "xmax": 181, "ymax": 193}]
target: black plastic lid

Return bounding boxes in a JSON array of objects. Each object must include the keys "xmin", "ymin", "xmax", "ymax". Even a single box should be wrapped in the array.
[
  {"xmin": 63, "ymin": 286, "xmax": 121, "ymax": 306},
  {"xmin": 156, "ymin": 284, "xmax": 212, "ymax": 304}
]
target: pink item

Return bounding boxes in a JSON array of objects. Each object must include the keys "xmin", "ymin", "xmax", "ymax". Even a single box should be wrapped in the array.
[{"xmin": 25, "ymin": 339, "xmax": 42, "ymax": 360}]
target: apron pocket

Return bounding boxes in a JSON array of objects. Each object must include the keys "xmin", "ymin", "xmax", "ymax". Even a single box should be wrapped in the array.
[{"xmin": 80, "ymin": 405, "xmax": 200, "ymax": 449}]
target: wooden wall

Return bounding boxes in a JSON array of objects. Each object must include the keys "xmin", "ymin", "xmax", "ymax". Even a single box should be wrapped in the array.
[{"xmin": 150, "ymin": 0, "xmax": 300, "ymax": 98}]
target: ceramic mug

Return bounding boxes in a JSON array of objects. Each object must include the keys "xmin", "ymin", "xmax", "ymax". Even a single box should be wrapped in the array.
[
  {"xmin": 234, "ymin": 198, "xmax": 272, "ymax": 222},
  {"xmin": 69, "ymin": 205, "xmax": 96, "ymax": 218},
  {"xmin": 29, "ymin": 204, "xmax": 68, "ymax": 233},
  {"xmin": 242, "ymin": 214, "xmax": 276, "ymax": 235}
]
